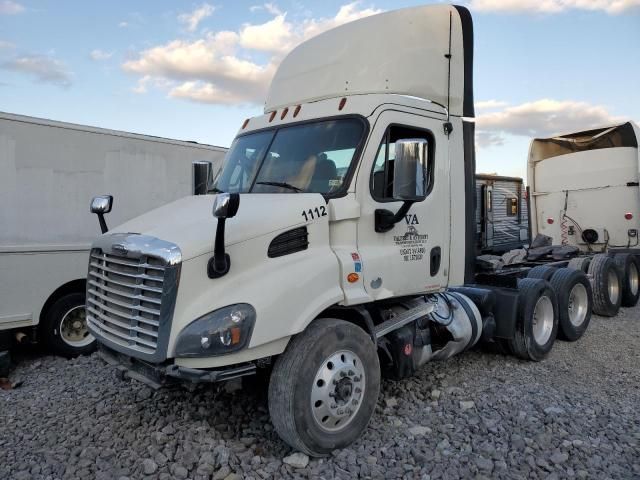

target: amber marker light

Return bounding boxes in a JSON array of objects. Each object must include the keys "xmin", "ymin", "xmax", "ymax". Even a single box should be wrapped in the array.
[
  {"xmin": 269, "ymin": 111, "xmax": 277, "ymax": 122},
  {"xmin": 347, "ymin": 273, "xmax": 359, "ymax": 283},
  {"xmin": 293, "ymin": 105, "xmax": 301, "ymax": 117},
  {"xmin": 281, "ymin": 107, "xmax": 289, "ymax": 120},
  {"xmin": 338, "ymin": 97, "xmax": 347, "ymax": 111},
  {"xmin": 547, "ymin": 218, "xmax": 554, "ymax": 225},
  {"xmin": 625, "ymin": 212, "xmax": 633, "ymax": 220},
  {"xmin": 241, "ymin": 118, "xmax": 250, "ymax": 129}
]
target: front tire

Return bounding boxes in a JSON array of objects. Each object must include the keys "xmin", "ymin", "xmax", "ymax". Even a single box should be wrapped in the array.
[
  {"xmin": 268, "ymin": 319, "xmax": 380, "ymax": 457},
  {"xmin": 41, "ymin": 292, "xmax": 96, "ymax": 357}
]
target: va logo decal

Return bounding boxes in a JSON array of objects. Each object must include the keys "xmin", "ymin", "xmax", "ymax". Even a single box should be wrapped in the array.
[{"xmin": 405, "ymin": 214, "xmax": 419, "ymax": 225}]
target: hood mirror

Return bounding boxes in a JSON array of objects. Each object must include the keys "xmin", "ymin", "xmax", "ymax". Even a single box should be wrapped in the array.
[
  {"xmin": 212, "ymin": 192, "xmax": 240, "ymax": 219},
  {"xmin": 208, "ymin": 192, "xmax": 240, "ymax": 278},
  {"xmin": 90, "ymin": 195, "xmax": 113, "ymax": 214},
  {"xmin": 90, "ymin": 195, "xmax": 113, "ymax": 234},
  {"xmin": 193, "ymin": 161, "xmax": 213, "ymax": 195}
]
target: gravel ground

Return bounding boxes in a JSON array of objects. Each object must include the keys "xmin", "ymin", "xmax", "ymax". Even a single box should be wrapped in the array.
[{"xmin": 1, "ymin": 309, "xmax": 639, "ymax": 480}]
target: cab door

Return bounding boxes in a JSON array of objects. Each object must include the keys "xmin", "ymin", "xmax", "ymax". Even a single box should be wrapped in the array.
[{"xmin": 355, "ymin": 110, "xmax": 450, "ymax": 299}]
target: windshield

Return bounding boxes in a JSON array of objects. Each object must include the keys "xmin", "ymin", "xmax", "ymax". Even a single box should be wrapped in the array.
[{"xmin": 213, "ymin": 118, "xmax": 365, "ymax": 195}]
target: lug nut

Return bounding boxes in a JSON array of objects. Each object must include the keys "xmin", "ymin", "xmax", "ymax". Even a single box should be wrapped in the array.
[
  {"xmin": 340, "ymin": 371, "xmax": 347, "ymax": 377},
  {"xmin": 337, "ymin": 409, "xmax": 344, "ymax": 415},
  {"xmin": 345, "ymin": 408, "xmax": 352, "ymax": 415},
  {"xmin": 354, "ymin": 376, "xmax": 361, "ymax": 382},
  {"xmin": 348, "ymin": 370, "xmax": 355, "ymax": 376},
  {"xmin": 352, "ymin": 399, "xmax": 358, "ymax": 405},
  {"xmin": 355, "ymin": 387, "xmax": 362, "ymax": 394},
  {"xmin": 331, "ymin": 404, "xmax": 337, "ymax": 409}
]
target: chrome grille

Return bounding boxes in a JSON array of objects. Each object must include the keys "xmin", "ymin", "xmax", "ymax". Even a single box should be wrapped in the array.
[{"xmin": 86, "ymin": 234, "xmax": 181, "ymax": 361}]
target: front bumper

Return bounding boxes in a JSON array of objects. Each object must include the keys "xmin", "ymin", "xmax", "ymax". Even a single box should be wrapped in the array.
[{"xmin": 98, "ymin": 344, "xmax": 256, "ymax": 389}]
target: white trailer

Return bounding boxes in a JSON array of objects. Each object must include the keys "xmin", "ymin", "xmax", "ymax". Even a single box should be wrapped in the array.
[
  {"xmin": 0, "ymin": 112, "xmax": 226, "ymax": 366},
  {"xmin": 85, "ymin": 5, "xmax": 607, "ymax": 456},
  {"xmin": 527, "ymin": 122, "xmax": 640, "ymax": 315}
]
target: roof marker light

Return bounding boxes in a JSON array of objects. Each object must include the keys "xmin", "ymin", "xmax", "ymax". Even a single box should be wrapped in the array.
[
  {"xmin": 625, "ymin": 212, "xmax": 633, "ymax": 220},
  {"xmin": 241, "ymin": 118, "xmax": 250, "ymax": 129},
  {"xmin": 339, "ymin": 97, "xmax": 347, "ymax": 111},
  {"xmin": 281, "ymin": 107, "xmax": 289, "ymax": 120},
  {"xmin": 269, "ymin": 111, "xmax": 277, "ymax": 122},
  {"xmin": 547, "ymin": 218, "xmax": 554, "ymax": 225},
  {"xmin": 293, "ymin": 105, "xmax": 301, "ymax": 117}
]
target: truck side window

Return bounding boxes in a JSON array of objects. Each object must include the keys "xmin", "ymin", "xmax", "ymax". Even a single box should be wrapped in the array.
[{"xmin": 371, "ymin": 126, "xmax": 433, "ymax": 201}]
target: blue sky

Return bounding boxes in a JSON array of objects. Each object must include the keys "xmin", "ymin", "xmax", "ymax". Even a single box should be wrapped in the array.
[{"xmin": 1, "ymin": 0, "xmax": 639, "ymax": 178}]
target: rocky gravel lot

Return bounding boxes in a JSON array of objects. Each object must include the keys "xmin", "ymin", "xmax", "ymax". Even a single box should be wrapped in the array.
[{"xmin": 1, "ymin": 309, "xmax": 639, "ymax": 480}]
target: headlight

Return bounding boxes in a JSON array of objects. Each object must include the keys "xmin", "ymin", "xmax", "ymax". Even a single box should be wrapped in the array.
[{"xmin": 174, "ymin": 304, "xmax": 256, "ymax": 357}]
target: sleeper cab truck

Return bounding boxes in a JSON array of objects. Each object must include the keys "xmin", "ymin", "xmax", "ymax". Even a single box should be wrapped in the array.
[
  {"xmin": 527, "ymin": 122, "xmax": 640, "ymax": 317},
  {"xmin": 86, "ymin": 5, "xmax": 594, "ymax": 456},
  {"xmin": 0, "ymin": 111, "xmax": 225, "ymax": 376}
]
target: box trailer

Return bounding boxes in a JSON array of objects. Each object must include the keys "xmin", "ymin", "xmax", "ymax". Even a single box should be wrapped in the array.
[
  {"xmin": 0, "ymin": 112, "xmax": 226, "ymax": 367},
  {"xmin": 475, "ymin": 174, "xmax": 528, "ymax": 254},
  {"xmin": 85, "ymin": 4, "xmax": 617, "ymax": 456}
]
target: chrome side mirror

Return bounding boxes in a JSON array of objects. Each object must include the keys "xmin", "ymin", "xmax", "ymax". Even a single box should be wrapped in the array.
[
  {"xmin": 392, "ymin": 139, "xmax": 428, "ymax": 200},
  {"xmin": 90, "ymin": 195, "xmax": 113, "ymax": 214},
  {"xmin": 193, "ymin": 161, "xmax": 213, "ymax": 195},
  {"xmin": 90, "ymin": 195, "xmax": 113, "ymax": 234}
]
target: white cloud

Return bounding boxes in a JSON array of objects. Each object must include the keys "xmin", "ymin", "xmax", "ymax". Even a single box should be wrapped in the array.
[
  {"xmin": 468, "ymin": 0, "xmax": 640, "ymax": 14},
  {"xmin": 124, "ymin": 2, "xmax": 382, "ymax": 105},
  {"xmin": 475, "ymin": 99, "xmax": 623, "ymax": 147},
  {"xmin": 0, "ymin": 40, "xmax": 15, "ymax": 49},
  {"xmin": 475, "ymin": 100, "xmax": 509, "ymax": 110},
  {"xmin": 118, "ymin": 21, "xmax": 129, "ymax": 28},
  {"xmin": 2, "ymin": 54, "xmax": 72, "ymax": 87},
  {"xmin": 250, "ymin": 3, "xmax": 282, "ymax": 15},
  {"xmin": 90, "ymin": 49, "xmax": 113, "ymax": 61},
  {"xmin": 0, "ymin": 1, "xmax": 24, "ymax": 15},
  {"xmin": 179, "ymin": 3, "xmax": 215, "ymax": 32}
]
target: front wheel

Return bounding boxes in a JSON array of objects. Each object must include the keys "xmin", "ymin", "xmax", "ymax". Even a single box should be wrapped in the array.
[
  {"xmin": 268, "ymin": 319, "xmax": 380, "ymax": 457},
  {"xmin": 41, "ymin": 292, "xmax": 96, "ymax": 357}
]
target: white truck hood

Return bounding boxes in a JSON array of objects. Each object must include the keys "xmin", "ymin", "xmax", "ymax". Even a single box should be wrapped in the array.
[{"xmin": 108, "ymin": 193, "xmax": 327, "ymax": 261}]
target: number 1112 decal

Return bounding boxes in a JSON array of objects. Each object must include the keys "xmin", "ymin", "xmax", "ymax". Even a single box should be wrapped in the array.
[{"xmin": 302, "ymin": 206, "xmax": 327, "ymax": 221}]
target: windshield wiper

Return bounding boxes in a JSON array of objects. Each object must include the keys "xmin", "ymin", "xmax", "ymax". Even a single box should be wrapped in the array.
[{"xmin": 255, "ymin": 181, "xmax": 303, "ymax": 192}]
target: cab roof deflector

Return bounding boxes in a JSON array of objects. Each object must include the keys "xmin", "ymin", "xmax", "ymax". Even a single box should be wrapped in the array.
[{"xmin": 264, "ymin": 4, "xmax": 474, "ymax": 118}]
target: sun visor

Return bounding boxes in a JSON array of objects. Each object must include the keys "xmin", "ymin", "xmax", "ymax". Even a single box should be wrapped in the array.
[{"xmin": 264, "ymin": 5, "xmax": 474, "ymax": 118}]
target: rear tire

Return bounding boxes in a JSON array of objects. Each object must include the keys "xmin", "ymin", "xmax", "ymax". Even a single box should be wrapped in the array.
[
  {"xmin": 588, "ymin": 254, "xmax": 622, "ymax": 317},
  {"xmin": 509, "ymin": 278, "xmax": 558, "ymax": 361},
  {"xmin": 613, "ymin": 254, "xmax": 640, "ymax": 307},
  {"xmin": 268, "ymin": 319, "xmax": 380, "ymax": 457},
  {"xmin": 527, "ymin": 265, "xmax": 558, "ymax": 281},
  {"xmin": 41, "ymin": 292, "xmax": 95, "ymax": 357},
  {"xmin": 568, "ymin": 257, "xmax": 591, "ymax": 273},
  {"xmin": 549, "ymin": 268, "xmax": 593, "ymax": 341}
]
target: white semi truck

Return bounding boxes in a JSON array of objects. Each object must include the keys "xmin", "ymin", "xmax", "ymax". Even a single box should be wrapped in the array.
[
  {"xmin": 0, "ymin": 112, "xmax": 226, "ymax": 373},
  {"xmin": 86, "ymin": 5, "xmax": 604, "ymax": 455},
  {"xmin": 526, "ymin": 122, "xmax": 640, "ymax": 316}
]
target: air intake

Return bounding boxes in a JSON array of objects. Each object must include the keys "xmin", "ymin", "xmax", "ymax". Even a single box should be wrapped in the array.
[{"xmin": 268, "ymin": 227, "xmax": 309, "ymax": 258}]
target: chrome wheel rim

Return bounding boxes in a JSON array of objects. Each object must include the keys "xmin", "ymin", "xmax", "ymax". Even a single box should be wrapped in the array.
[
  {"xmin": 532, "ymin": 295, "xmax": 554, "ymax": 345},
  {"xmin": 608, "ymin": 269, "xmax": 620, "ymax": 305},
  {"xmin": 629, "ymin": 263, "xmax": 639, "ymax": 296},
  {"xmin": 59, "ymin": 306, "xmax": 94, "ymax": 347},
  {"xmin": 311, "ymin": 350, "xmax": 365, "ymax": 433},
  {"xmin": 567, "ymin": 283, "xmax": 589, "ymax": 327}
]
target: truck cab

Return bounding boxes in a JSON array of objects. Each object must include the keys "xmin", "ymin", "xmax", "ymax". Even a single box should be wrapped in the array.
[{"xmin": 87, "ymin": 5, "xmax": 578, "ymax": 456}]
